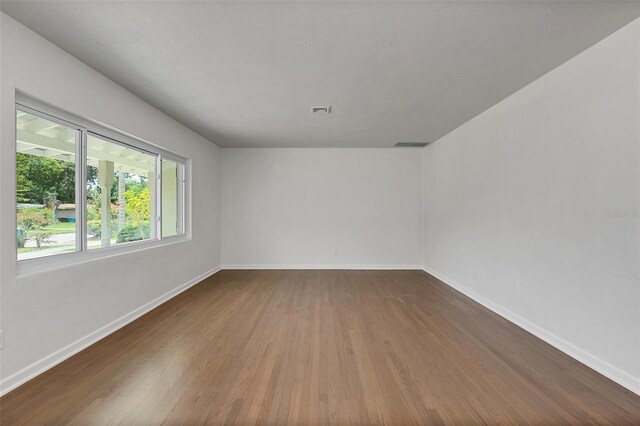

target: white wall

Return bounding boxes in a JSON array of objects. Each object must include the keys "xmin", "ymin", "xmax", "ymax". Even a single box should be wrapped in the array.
[
  {"xmin": 0, "ymin": 14, "xmax": 222, "ymax": 394},
  {"xmin": 422, "ymin": 19, "xmax": 640, "ymax": 393},
  {"xmin": 222, "ymin": 148, "xmax": 423, "ymax": 268}
]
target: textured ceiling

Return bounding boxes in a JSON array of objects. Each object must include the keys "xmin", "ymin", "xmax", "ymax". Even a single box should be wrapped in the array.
[{"xmin": 2, "ymin": 1, "xmax": 640, "ymax": 147}]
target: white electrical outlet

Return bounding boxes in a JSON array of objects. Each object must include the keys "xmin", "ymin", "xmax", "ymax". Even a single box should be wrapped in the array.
[{"xmin": 0, "ymin": 330, "xmax": 4, "ymax": 350}]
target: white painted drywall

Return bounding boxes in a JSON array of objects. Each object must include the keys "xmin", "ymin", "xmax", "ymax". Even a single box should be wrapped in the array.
[
  {"xmin": 422, "ymin": 19, "xmax": 640, "ymax": 392},
  {"xmin": 222, "ymin": 148, "xmax": 423, "ymax": 268},
  {"xmin": 0, "ymin": 13, "xmax": 221, "ymax": 393}
]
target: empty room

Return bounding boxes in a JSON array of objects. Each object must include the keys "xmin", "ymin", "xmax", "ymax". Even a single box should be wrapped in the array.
[{"xmin": 1, "ymin": 1, "xmax": 639, "ymax": 424}]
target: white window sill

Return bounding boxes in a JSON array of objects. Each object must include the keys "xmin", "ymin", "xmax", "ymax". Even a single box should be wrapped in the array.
[{"xmin": 16, "ymin": 235, "xmax": 189, "ymax": 277}]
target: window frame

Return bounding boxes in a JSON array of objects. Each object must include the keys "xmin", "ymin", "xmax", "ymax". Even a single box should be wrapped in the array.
[
  {"xmin": 16, "ymin": 102, "xmax": 84, "ymax": 255},
  {"xmin": 160, "ymin": 156, "xmax": 186, "ymax": 239},
  {"xmin": 15, "ymin": 94, "xmax": 188, "ymax": 274},
  {"xmin": 84, "ymin": 131, "xmax": 159, "ymax": 249}
]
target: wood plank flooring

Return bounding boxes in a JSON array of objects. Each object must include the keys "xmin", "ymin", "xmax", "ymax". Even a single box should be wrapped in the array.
[{"xmin": 1, "ymin": 270, "xmax": 639, "ymax": 424}]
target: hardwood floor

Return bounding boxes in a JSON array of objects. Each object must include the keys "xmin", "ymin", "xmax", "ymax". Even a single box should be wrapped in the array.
[{"xmin": 2, "ymin": 270, "xmax": 639, "ymax": 424}]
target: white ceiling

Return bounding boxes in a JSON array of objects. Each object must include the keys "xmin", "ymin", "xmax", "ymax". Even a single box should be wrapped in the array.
[{"xmin": 2, "ymin": 1, "xmax": 640, "ymax": 148}]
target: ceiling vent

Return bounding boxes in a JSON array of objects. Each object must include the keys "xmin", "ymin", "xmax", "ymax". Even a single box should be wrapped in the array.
[
  {"xmin": 311, "ymin": 106, "xmax": 331, "ymax": 114},
  {"xmin": 395, "ymin": 142, "xmax": 430, "ymax": 147}
]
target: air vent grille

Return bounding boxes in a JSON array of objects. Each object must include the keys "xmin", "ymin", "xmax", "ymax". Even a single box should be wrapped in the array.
[
  {"xmin": 311, "ymin": 106, "xmax": 331, "ymax": 114},
  {"xmin": 395, "ymin": 142, "xmax": 430, "ymax": 147}
]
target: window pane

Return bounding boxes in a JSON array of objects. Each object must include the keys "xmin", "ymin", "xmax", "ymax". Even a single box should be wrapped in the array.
[
  {"xmin": 16, "ymin": 109, "xmax": 79, "ymax": 260},
  {"xmin": 86, "ymin": 134, "xmax": 156, "ymax": 249},
  {"xmin": 161, "ymin": 159, "xmax": 181, "ymax": 237}
]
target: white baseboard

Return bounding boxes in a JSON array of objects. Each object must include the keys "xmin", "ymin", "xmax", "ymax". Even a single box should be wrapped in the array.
[
  {"xmin": 222, "ymin": 264, "xmax": 424, "ymax": 270},
  {"xmin": 422, "ymin": 266, "xmax": 640, "ymax": 396},
  {"xmin": 0, "ymin": 265, "xmax": 222, "ymax": 397}
]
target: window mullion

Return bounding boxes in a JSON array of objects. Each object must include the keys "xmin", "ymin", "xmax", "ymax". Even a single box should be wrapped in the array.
[
  {"xmin": 179, "ymin": 162, "xmax": 186, "ymax": 236},
  {"xmin": 74, "ymin": 129, "xmax": 82, "ymax": 252},
  {"xmin": 155, "ymin": 155, "xmax": 162, "ymax": 241},
  {"xmin": 79, "ymin": 129, "xmax": 88, "ymax": 252}
]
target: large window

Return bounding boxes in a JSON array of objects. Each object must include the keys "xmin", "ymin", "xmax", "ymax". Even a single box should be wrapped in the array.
[{"xmin": 16, "ymin": 97, "xmax": 187, "ymax": 263}]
